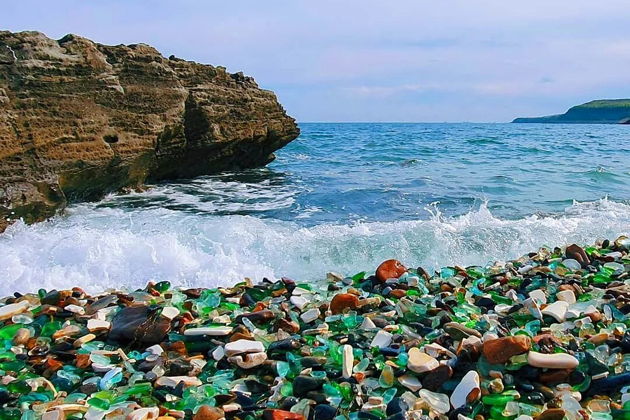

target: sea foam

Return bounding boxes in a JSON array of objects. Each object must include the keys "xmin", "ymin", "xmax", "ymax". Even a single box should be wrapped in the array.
[{"xmin": 0, "ymin": 198, "xmax": 628, "ymax": 296}]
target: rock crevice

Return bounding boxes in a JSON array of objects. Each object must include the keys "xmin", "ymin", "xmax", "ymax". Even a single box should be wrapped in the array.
[{"xmin": 0, "ymin": 31, "xmax": 299, "ymax": 231}]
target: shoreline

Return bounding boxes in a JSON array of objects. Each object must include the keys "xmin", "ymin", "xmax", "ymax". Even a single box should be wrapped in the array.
[{"xmin": 0, "ymin": 237, "xmax": 629, "ymax": 419}]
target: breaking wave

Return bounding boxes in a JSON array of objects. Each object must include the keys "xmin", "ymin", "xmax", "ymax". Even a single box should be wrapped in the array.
[{"xmin": 1, "ymin": 198, "xmax": 628, "ymax": 296}]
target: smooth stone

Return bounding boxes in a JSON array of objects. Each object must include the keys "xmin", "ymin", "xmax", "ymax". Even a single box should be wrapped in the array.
[
  {"xmin": 561, "ymin": 259, "xmax": 582, "ymax": 271},
  {"xmin": 342, "ymin": 344, "xmax": 353, "ymax": 379},
  {"xmin": 155, "ymin": 376, "xmax": 202, "ymax": 388},
  {"xmin": 228, "ymin": 351, "xmax": 267, "ymax": 369},
  {"xmin": 161, "ymin": 306, "xmax": 180, "ymax": 320},
  {"xmin": 535, "ymin": 408, "xmax": 566, "ymax": 420},
  {"xmin": 370, "ymin": 330, "xmax": 393, "ymax": 348},
  {"xmin": 224, "ymin": 339, "xmax": 265, "ymax": 357},
  {"xmin": 527, "ymin": 351, "xmax": 579, "ymax": 369},
  {"xmin": 87, "ymin": 319, "xmax": 111, "ymax": 332},
  {"xmin": 450, "ymin": 370, "xmax": 480, "ymax": 409},
  {"xmin": 64, "ymin": 304, "xmax": 86, "ymax": 315},
  {"xmin": 267, "ymin": 338, "xmax": 300, "ymax": 353},
  {"xmin": 444, "ymin": 322, "xmax": 482, "ymax": 340},
  {"xmin": 238, "ymin": 310, "xmax": 275, "ymax": 324},
  {"xmin": 73, "ymin": 334, "xmax": 96, "ymax": 348},
  {"xmin": 193, "ymin": 406, "xmax": 224, "ymax": 420},
  {"xmin": 85, "ymin": 295, "xmax": 117, "ymax": 315},
  {"xmin": 376, "ymin": 259, "xmax": 407, "ymax": 283},
  {"xmin": 556, "ymin": 290, "xmax": 576, "ymax": 304},
  {"xmin": 541, "ymin": 301, "xmax": 569, "ymax": 322},
  {"xmin": 330, "ymin": 293, "xmax": 360, "ymax": 314},
  {"xmin": 361, "ymin": 317, "xmax": 377, "ymax": 330},
  {"xmin": 300, "ymin": 308, "xmax": 320, "ymax": 323},
  {"xmin": 145, "ymin": 344, "xmax": 164, "ymax": 355},
  {"xmin": 212, "ymin": 346, "xmax": 225, "ymax": 361},
  {"xmin": 290, "ymin": 296, "xmax": 309, "ymax": 310},
  {"xmin": 518, "ymin": 265, "xmax": 534, "ymax": 274},
  {"xmin": 291, "ymin": 287, "xmax": 311, "ymax": 296},
  {"xmin": 482, "ymin": 336, "xmax": 531, "ymax": 364},
  {"xmin": 127, "ymin": 407, "xmax": 160, "ymax": 420},
  {"xmin": 0, "ymin": 300, "xmax": 30, "ymax": 321},
  {"xmin": 398, "ymin": 374, "xmax": 422, "ymax": 392},
  {"xmin": 418, "ymin": 389, "xmax": 451, "ymax": 414},
  {"xmin": 407, "ymin": 347, "xmax": 439, "ymax": 373},
  {"xmin": 529, "ymin": 289, "xmax": 547, "ymax": 304},
  {"xmin": 184, "ymin": 326, "xmax": 233, "ymax": 336}
]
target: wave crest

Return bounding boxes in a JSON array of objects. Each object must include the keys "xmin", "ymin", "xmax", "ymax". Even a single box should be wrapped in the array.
[{"xmin": 0, "ymin": 198, "xmax": 628, "ymax": 296}]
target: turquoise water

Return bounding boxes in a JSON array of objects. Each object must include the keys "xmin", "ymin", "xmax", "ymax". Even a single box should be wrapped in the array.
[{"xmin": 1, "ymin": 123, "xmax": 629, "ymax": 294}]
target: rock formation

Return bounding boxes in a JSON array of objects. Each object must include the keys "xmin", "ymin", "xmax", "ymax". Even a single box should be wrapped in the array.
[{"xmin": 0, "ymin": 31, "xmax": 299, "ymax": 232}]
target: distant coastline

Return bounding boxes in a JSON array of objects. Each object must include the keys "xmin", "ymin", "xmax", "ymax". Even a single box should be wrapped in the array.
[{"xmin": 513, "ymin": 99, "xmax": 630, "ymax": 124}]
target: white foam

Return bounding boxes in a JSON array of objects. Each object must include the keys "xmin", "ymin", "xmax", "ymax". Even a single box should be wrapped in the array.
[{"xmin": 0, "ymin": 199, "xmax": 628, "ymax": 296}]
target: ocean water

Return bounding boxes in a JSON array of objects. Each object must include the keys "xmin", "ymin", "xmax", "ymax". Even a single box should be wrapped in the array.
[{"xmin": 1, "ymin": 123, "xmax": 630, "ymax": 295}]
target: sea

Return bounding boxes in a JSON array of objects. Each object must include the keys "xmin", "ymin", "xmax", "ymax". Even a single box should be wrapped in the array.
[{"xmin": 1, "ymin": 123, "xmax": 630, "ymax": 296}]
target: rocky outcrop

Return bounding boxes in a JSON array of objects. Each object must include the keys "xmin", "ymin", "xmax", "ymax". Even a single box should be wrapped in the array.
[{"xmin": 0, "ymin": 31, "xmax": 299, "ymax": 231}]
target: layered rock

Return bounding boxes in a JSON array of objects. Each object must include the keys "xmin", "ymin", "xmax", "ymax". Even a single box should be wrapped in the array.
[{"xmin": 0, "ymin": 31, "xmax": 299, "ymax": 231}]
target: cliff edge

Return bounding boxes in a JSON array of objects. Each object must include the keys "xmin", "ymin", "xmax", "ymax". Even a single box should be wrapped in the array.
[{"xmin": 0, "ymin": 31, "xmax": 299, "ymax": 231}]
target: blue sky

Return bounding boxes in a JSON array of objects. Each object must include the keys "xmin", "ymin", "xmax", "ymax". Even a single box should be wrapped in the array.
[{"xmin": 4, "ymin": 0, "xmax": 630, "ymax": 122}]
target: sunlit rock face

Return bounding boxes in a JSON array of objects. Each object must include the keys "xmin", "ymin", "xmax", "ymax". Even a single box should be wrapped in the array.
[{"xmin": 0, "ymin": 31, "xmax": 299, "ymax": 231}]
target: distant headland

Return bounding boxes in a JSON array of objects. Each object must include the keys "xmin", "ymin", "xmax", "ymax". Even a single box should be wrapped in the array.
[{"xmin": 513, "ymin": 99, "xmax": 630, "ymax": 124}]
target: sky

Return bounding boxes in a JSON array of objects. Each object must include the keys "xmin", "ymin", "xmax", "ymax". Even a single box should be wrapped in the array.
[{"xmin": 3, "ymin": 1, "xmax": 630, "ymax": 122}]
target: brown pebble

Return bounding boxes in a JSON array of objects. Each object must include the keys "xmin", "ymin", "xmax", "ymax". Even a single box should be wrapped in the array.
[
  {"xmin": 539, "ymin": 369, "xmax": 572, "ymax": 384},
  {"xmin": 389, "ymin": 289, "xmax": 407, "ymax": 298},
  {"xmin": 482, "ymin": 336, "xmax": 531, "ymax": 364},
  {"xmin": 75, "ymin": 353, "xmax": 91, "ymax": 369},
  {"xmin": 536, "ymin": 408, "xmax": 566, "ymax": 420},
  {"xmin": 330, "ymin": 293, "xmax": 360, "ymax": 314},
  {"xmin": 193, "ymin": 405, "xmax": 224, "ymax": 420},
  {"xmin": 44, "ymin": 358, "xmax": 63, "ymax": 372},
  {"xmin": 587, "ymin": 311, "xmax": 603, "ymax": 323},
  {"xmin": 275, "ymin": 318, "xmax": 300, "ymax": 333},
  {"xmin": 166, "ymin": 341, "xmax": 188, "ymax": 356},
  {"xmin": 440, "ymin": 283, "xmax": 453, "ymax": 292},
  {"xmin": 533, "ymin": 333, "xmax": 561, "ymax": 350},
  {"xmin": 375, "ymin": 259, "xmax": 407, "ymax": 283},
  {"xmin": 230, "ymin": 332, "xmax": 254, "ymax": 342},
  {"xmin": 239, "ymin": 310, "xmax": 275, "ymax": 324},
  {"xmin": 566, "ymin": 244, "xmax": 590, "ymax": 267}
]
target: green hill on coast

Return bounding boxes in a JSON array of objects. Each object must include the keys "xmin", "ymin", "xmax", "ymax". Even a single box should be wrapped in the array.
[{"xmin": 513, "ymin": 99, "xmax": 630, "ymax": 124}]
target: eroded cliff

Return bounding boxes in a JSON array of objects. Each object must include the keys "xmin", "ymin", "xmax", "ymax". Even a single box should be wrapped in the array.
[{"xmin": 0, "ymin": 31, "xmax": 299, "ymax": 231}]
